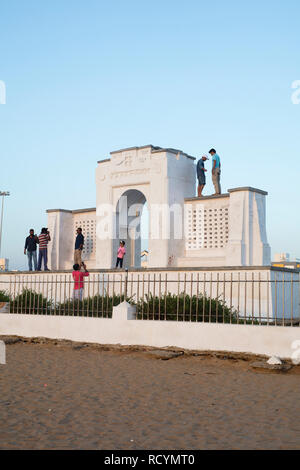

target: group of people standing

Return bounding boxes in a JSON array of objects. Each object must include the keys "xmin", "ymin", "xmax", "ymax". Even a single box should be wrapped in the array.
[
  {"xmin": 24, "ymin": 228, "xmax": 51, "ymax": 271},
  {"xmin": 24, "ymin": 226, "xmax": 127, "ymax": 272},
  {"xmin": 197, "ymin": 148, "xmax": 221, "ymax": 198}
]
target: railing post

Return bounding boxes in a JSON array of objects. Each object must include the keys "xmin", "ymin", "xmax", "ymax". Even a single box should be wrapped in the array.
[{"xmin": 124, "ymin": 269, "xmax": 129, "ymax": 300}]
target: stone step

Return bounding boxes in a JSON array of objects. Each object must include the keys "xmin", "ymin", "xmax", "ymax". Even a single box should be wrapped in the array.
[
  {"xmin": 250, "ymin": 361, "xmax": 292, "ymax": 373},
  {"xmin": 143, "ymin": 349, "xmax": 184, "ymax": 360}
]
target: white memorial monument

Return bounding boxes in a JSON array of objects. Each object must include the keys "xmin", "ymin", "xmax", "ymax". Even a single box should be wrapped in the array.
[{"xmin": 47, "ymin": 145, "xmax": 271, "ymax": 270}]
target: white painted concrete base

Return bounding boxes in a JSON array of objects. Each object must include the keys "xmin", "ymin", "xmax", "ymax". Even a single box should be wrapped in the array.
[
  {"xmin": 1, "ymin": 304, "xmax": 300, "ymax": 360},
  {"xmin": 0, "ymin": 340, "xmax": 5, "ymax": 364},
  {"xmin": 113, "ymin": 302, "xmax": 137, "ymax": 321}
]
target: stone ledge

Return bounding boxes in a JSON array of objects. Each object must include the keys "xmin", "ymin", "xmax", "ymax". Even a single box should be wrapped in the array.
[
  {"xmin": 185, "ymin": 193, "xmax": 229, "ymax": 202},
  {"xmin": 47, "ymin": 208, "xmax": 96, "ymax": 214},
  {"xmin": 2, "ymin": 266, "xmax": 298, "ymax": 274},
  {"xmin": 228, "ymin": 187, "xmax": 268, "ymax": 196},
  {"xmin": 107, "ymin": 145, "xmax": 196, "ymax": 161},
  {"xmin": 250, "ymin": 361, "xmax": 292, "ymax": 373}
]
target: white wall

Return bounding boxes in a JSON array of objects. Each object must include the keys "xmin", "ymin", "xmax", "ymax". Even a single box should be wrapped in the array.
[
  {"xmin": 47, "ymin": 210, "xmax": 96, "ymax": 270},
  {"xmin": 179, "ymin": 195, "xmax": 229, "ymax": 267},
  {"xmin": 1, "ymin": 307, "xmax": 300, "ymax": 360},
  {"xmin": 180, "ymin": 187, "xmax": 271, "ymax": 268}
]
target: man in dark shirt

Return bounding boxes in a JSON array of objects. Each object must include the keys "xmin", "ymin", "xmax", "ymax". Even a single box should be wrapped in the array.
[
  {"xmin": 24, "ymin": 229, "xmax": 39, "ymax": 271},
  {"xmin": 197, "ymin": 155, "xmax": 209, "ymax": 197},
  {"xmin": 74, "ymin": 227, "xmax": 84, "ymax": 266}
]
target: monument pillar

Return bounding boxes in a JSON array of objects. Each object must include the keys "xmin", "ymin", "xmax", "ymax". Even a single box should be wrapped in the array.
[
  {"xmin": 226, "ymin": 187, "xmax": 271, "ymax": 266},
  {"xmin": 47, "ymin": 209, "xmax": 73, "ymax": 270}
]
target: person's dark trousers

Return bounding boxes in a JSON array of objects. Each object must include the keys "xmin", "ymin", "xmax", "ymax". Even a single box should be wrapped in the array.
[
  {"xmin": 27, "ymin": 250, "xmax": 37, "ymax": 271},
  {"xmin": 38, "ymin": 249, "xmax": 48, "ymax": 271},
  {"xmin": 116, "ymin": 257, "xmax": 123, "ymax": 268}
]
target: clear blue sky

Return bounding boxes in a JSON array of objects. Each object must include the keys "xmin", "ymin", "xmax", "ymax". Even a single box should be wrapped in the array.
[{"xmin": 0, "ymin": 0, "xmax": 299, "ymax": 269}]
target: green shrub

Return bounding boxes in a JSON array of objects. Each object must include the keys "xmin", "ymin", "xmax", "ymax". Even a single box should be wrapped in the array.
[
  {"xmin": 56, "ymin": 294, "xmax": 129, "ymax": 318},
  {"xmin": 0, "ymin": 290, "xmax": 10, "ymax": 302},
  {"xmin": 9, "ymin": 291, "xmax": 132, "ymax": 317},
  {"xmin": 137, "ymin": 292, "xmax": 239, "ymax": 323},
  {"xmin": 10, "ymin": 289, "xmax": 52, "ymax": 315},
  {"xmin": 9, "ymin": 289, "xmax": 248, "ymax": 324}
]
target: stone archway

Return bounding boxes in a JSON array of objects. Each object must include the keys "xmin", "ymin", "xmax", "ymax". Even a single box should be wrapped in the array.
[
  {"xmin": 114, "ymin": 189, "xmax": 147, "ymax": 268},
  {"xmin": 95, "ymin": 145, "xmax": 196, "ymax": 268}
]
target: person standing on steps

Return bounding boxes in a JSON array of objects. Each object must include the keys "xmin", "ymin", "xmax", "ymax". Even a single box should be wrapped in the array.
[{"xmin": 209, "ymin": 148, "xmax": 221, "ymax": 195}]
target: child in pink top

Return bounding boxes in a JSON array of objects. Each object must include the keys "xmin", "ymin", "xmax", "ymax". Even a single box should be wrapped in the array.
[
  {"xmin": 72, "ymin": 262, "xmax": 89, "ymax": 300},
  {"xmin": 116, "ymin": 241, "xmax": 126, "ymax": 269}
]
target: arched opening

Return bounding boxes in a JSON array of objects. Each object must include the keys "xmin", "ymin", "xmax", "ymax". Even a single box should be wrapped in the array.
[{"xmin": 114, "ymin": 189, "xmax": 148, "ymax": 268}]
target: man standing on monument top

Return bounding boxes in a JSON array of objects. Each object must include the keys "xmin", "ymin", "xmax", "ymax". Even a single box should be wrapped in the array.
[
  {"xmin": 196, "ymin": 155, "xmax": 209, "ymax": 197},
  {"xmin": 209, "ymin": 149, "xmax": 221, "ymax": 195}
]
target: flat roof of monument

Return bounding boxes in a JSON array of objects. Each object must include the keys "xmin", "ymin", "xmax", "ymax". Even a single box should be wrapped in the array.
[
  {"xmin": 185, "ymin": 187, "xmax": 268, "ymax": 202},
  {"xmin": 46, "ymin": 208, "xmax": 96, "ymax": 214},
  {"xmin": 185, "ymin": 193, "xmax": 230, "ymax": 202},
  {"xmin": 228, "ymin": 187, "xmax": 268, "ymax": 195},
  {"xmin": 97, "ymin": 145, "xmax": 196, "ymax": 163}
]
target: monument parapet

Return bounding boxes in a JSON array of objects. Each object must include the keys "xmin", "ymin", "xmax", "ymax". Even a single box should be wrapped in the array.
[
  {"xmin": 178, "ymin": 187, "xmax": 271, "ymax": 268},
  {"xmin": 47, "ymin": 208, "xmax": 97, "ymax": 270}
]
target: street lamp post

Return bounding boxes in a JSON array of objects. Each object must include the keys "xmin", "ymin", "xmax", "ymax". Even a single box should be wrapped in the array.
[{"xmin": 0, "ymin": 191, "xmax": 10, "ymax": 259}]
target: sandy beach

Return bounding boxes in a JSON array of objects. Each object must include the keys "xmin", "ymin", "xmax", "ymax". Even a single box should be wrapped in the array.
[{"xmin": 0, "ymin": 339, "xmax": 299, "ymax": 450}]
